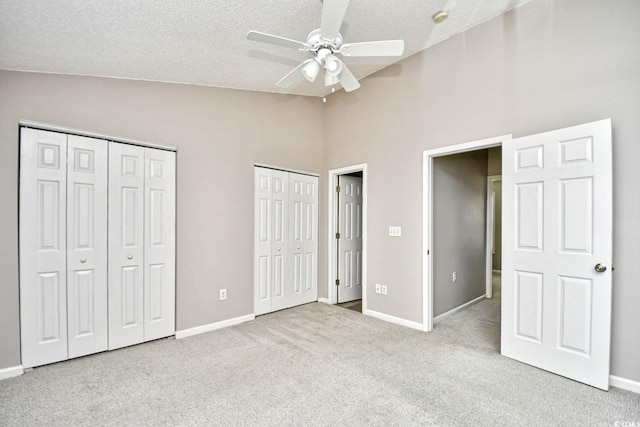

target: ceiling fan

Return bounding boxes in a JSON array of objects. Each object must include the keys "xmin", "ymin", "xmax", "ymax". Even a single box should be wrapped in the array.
[{"xmin": 247, "ymin": 0, "xmax": 405, "ymax": 93}]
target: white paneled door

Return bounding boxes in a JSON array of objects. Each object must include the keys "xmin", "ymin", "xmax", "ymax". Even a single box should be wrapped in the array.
[
  {"xmin": 21, "ymin": 127, "xmax": 177, "ymax": 367},
  {"xmin": 66, "ymin": 135, "xmax": 108, "ymax": 359},
  {"xmin": 20, "ymin": 129, "xmax": 70, "ymax": 368},
  {"xmin": 108, "ymin": 143, "xmax": 145, "ymax": 350},
  {"xmin": 143, "ymin": 148, "xmax": 176, "ymax": 342},
  {"xmin": 337, "ymin": 175, "xmax": 363, "ymax": 303},
  {"xmin": 254, "ymin": 167, "xmax": 318, "ymax": 315},
  {"xmin": 501, "ymin": 119, "xmax": 612, "ymax": 390},
  {"xmin": 20, "ymin": 129, "xmax": 109, "ymax": 368},
  {"xmin": 108, "ymin": 144, "xmax": 176, "ymax": 349},
  {"xmin": 289, "ymin": 173, "xmax": 319, "ymax": 308}
]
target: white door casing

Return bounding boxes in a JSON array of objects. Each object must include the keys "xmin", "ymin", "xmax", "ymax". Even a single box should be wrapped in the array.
[
  {"xmin": 501, "ymin": 119, "xmax": 613, "ymax": 390},
  {"xmin": 108, "ymin": 143, "xmax": 145, "ymax": 350},
  {"xmin": 143, "ymin": 148, "xmax": 176, "ymax": 341},
  {"xmin": 338, "ymin": 175, "xmax": 363, "ymax": 303},
  {"xmin": 66, "ymin": 135, "xmax": 109, "ymax": 359},
  {"xmin": 19, "ymin": 128, "xmax": 69, "ymax": 368}
]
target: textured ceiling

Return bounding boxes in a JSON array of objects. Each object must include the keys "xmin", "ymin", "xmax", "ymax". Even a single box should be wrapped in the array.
[{"xmin": 0, "ymin": 0, "xmax": 534, "ymax": 97}]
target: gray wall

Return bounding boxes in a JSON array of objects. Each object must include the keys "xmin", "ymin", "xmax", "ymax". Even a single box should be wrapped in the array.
[
  {"xmin": 433, "ymin": 151, "xmax": 488, "ymax": 317},
  {"xmin": 1, "ymin": 0, "xmax": 639, "ymax": 385},
  {"xmin": 323, "ymin": 0, "xmax": 640, "ymax": 381},
  {"xmin": 0, "ymin": 71, "xmax": 324, "ymax": 369}
]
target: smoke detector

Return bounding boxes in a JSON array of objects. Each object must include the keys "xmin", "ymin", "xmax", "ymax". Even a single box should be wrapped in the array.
[{"xmin": 432, "ymin": 11, "xmax": 449, "ymax": 23}]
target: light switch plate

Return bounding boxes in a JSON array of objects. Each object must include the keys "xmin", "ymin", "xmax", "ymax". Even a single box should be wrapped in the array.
[{"xmin": 389, "ymin": 226, "xmax": 402, "ymax": 237}]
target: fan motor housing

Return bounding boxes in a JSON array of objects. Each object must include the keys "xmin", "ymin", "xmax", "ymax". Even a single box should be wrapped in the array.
[{"xmin": 307, "ymin": 29, "xmax": 343, "ymax": 53}]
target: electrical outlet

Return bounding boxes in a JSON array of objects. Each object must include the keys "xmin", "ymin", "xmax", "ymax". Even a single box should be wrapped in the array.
[
  {"xmin": 220, "ymin": 289, "xmax": 227, "ymax": 300},
  {"xmin": 375, "ymin": 283, "xmax": 382, "ymax": 294},
  {"xmin": 388, "ymin": 226, "xmax": 402, "ymax": 237},
  {"xmin": 452, "ymin": 272, "xmax": 457, "ymax": 282},
  {"xmin": 381, "ymin": 285, "xmax": 388, "ymax": 295}
]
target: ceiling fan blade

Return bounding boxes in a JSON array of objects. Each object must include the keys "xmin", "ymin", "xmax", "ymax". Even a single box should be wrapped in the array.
[
  {"xmin": 276, "ymin": 60, "xmax": 312, "ymax": 88},
  {"xmin": 247, "ymin": 31, "xmax": 309, "ymax": 50},
  {"xmin": 341, "ymin": 40, "xmax": 405, "ymax": 57},
  {"xmin": 337, "ymin": 62, "xmax": 361, "ymax": 92},
  {"xmin": 320, "ymin": 0, "xmax": 350, "ymax": 42}
]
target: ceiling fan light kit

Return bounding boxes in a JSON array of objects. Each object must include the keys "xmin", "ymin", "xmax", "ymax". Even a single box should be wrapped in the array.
[{"xmin": 247, "ymin": 0, "xmax": 405, "ymax": 95}]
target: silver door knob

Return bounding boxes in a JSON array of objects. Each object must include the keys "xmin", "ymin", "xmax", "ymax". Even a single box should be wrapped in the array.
[
  {"xmin": 277, "ymin": 248, "xmax": 281, "ymax": 252},
  {"xmin": 594, "ymin": 263, "xmax": 607, "ymax": 273},
  {"xmin": 297, "ymin": 247, "xmax": 301, "ymax": 250},
  {"xmin": 127, "ymin": 255, "xmax": 133, "ymax": 260},
  {"xmin": 80, "ymin": 258, "xmax": 87, "ymax": 263}
]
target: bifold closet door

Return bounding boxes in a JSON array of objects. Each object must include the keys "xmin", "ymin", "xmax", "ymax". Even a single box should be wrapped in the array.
[
  {"xmin": 143, "ymin": 147, "xmax": 176, "ymax": 342},
  {"xmin": 255, "ymin": 168, "xmax": 290, "ymax": 315},
  {"xmin": 108, "ymin": 143, "xmax": 145, "ymax": 350},
  {"xmin": 288, "ymin": 173, "xmax": 318, "ymax": 308},
  {"xmin": 254, "ymin": 167, "xmax": 318, "ymax": 315},
  {"xmin": 20, "ymin": 129, "xmax": 69, "ymax": 368},
  {"xmin": 66, "ymin": 135, "xmax": 108, "ymax": 359},
  {"xmin": 109, "ymin": 143, "xmax": 176, "ymax": 349},
  {"xmin": 19, "ymin": 129, "xmax": 108, "ymax": 368}
]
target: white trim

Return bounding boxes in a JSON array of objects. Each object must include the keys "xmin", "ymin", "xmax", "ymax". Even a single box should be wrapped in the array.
[
  {"xmin": 610, "ymin": 375, "xmax": 640, "ymax": 394},
  {"xmin": 433, "ymin": 295, "xmax": 487, "ymax": 324},
  {"xmin": 317, "ymin": 297, "xmax": 331, "ymax": 304},
  {"xmin": 486, "ymin": 175, "xmax": 501, "ymax": 299},
  {"xmin": 175, "ymin": 314, "xmax": 255, "ymax": 339},
  {"xmin": 254, "ymin": 163, "xmax": 319, "ymax": 177},
  {"xmin": 366, "ymin": 309, "xmax": 423, "ymax": 331},
  {"xmin": 19, "ymin": 120, "xmax": 177, "ymax": 152},
  {"xmin": 0, "ymin": 365, "xmax": 23, "ymax": 381},
  {"xmin": 423, "ymin": 135, "xmax": 511, "ymax": 332},
  {"xmin": 327, "ymin": 164, "xmax": 368, "ymax": 306}
]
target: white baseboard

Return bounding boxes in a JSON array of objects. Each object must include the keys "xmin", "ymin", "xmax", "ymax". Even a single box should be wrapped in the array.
[
  {"xmin": 365, "ymin": 309, "xmax": 423, "ymax": 331},
  {"xmin": 175, "ymin": 314, "xmax": 255, "ymax": 339},
  {"xmin": 610, "ymin": 375, "xmax": 640, "ymax": 394},
  {"xmin": 0, "ymin": 365, "xmax": 23, "ymax": 381},
  {"xmin": 433, "ymin": 294, "xmax": 487, "ymax": 324},
  {"xmin": 317, "ymin": 297, "xmax": 331, "ymax": 304}
]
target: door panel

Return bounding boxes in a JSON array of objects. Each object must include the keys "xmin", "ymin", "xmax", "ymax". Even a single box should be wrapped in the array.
[
  {"xmin": 20, "ymin": 128, "xmax": 68, "ymax": 368},
  {"xmin": 67, "ymin": 135, "xmax": 108, "ymax": 358},
  {"xmin": 501, "ymin": 119, "xmax": 612, "ymax": 390},
  {"xmin": 109, "ymin": 143, "xmax": 145, "ymax": 350},
  {"xmin": 270, "ymin": 170, "xmax": 290, "ymax": 311},
  {"xmin": 254, "ymin": 168, "xmax": 273, "ymax": 315},
  {"xmin": 338, "ymin": 175, "xmax": 363, "ymax": 303},
  {"xmin": 143, "ymin": 148, "xmax": 176, "ymax": 341},
  {"xmin": 288, "ymin": 173, "xmax": 318, "ymax": 307}
]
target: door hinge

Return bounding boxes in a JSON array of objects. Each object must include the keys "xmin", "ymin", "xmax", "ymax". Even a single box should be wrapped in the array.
[
  {"xmin": 336, "ymin": 185, "xmax": 340, "ymax": 193},
  {"xmin": 335, "ymin": 279, "xmax": 340, "ymax": 286},
  {"xmin": 336, "ymin": 232, "xmax": 340, "ymax": 239}
]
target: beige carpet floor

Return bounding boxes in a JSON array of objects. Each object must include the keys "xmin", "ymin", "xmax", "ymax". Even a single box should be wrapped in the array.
[{"xmin": 1, "ymin": 283, "xmax": 638, "ymax": 426}]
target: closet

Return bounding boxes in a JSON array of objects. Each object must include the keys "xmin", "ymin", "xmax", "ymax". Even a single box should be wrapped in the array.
[
  {"xmin": 254, "ymin": 166, "xmax": 318, "ymax": 315},
  {"xmin": 19, "ymin": 127, "xmax": 176, "ymax": 368}
]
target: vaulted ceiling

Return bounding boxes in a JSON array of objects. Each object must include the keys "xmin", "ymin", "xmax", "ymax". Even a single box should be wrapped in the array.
[{"xmin": 0, "ymin": 0, "xmax": 534, "ymax": 97}]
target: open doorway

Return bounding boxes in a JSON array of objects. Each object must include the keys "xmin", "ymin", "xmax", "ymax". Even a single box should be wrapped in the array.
[
  {"xmin": 429, "ymin": 148, "xmax": 502, "ymax": 324},
  {"xmin": 422, "ymin": 135, "xmax": 511, "ymax": 332},
  {"xmin": 327, "ymin": 164, "xmax": 368, "ymax": 314}
]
